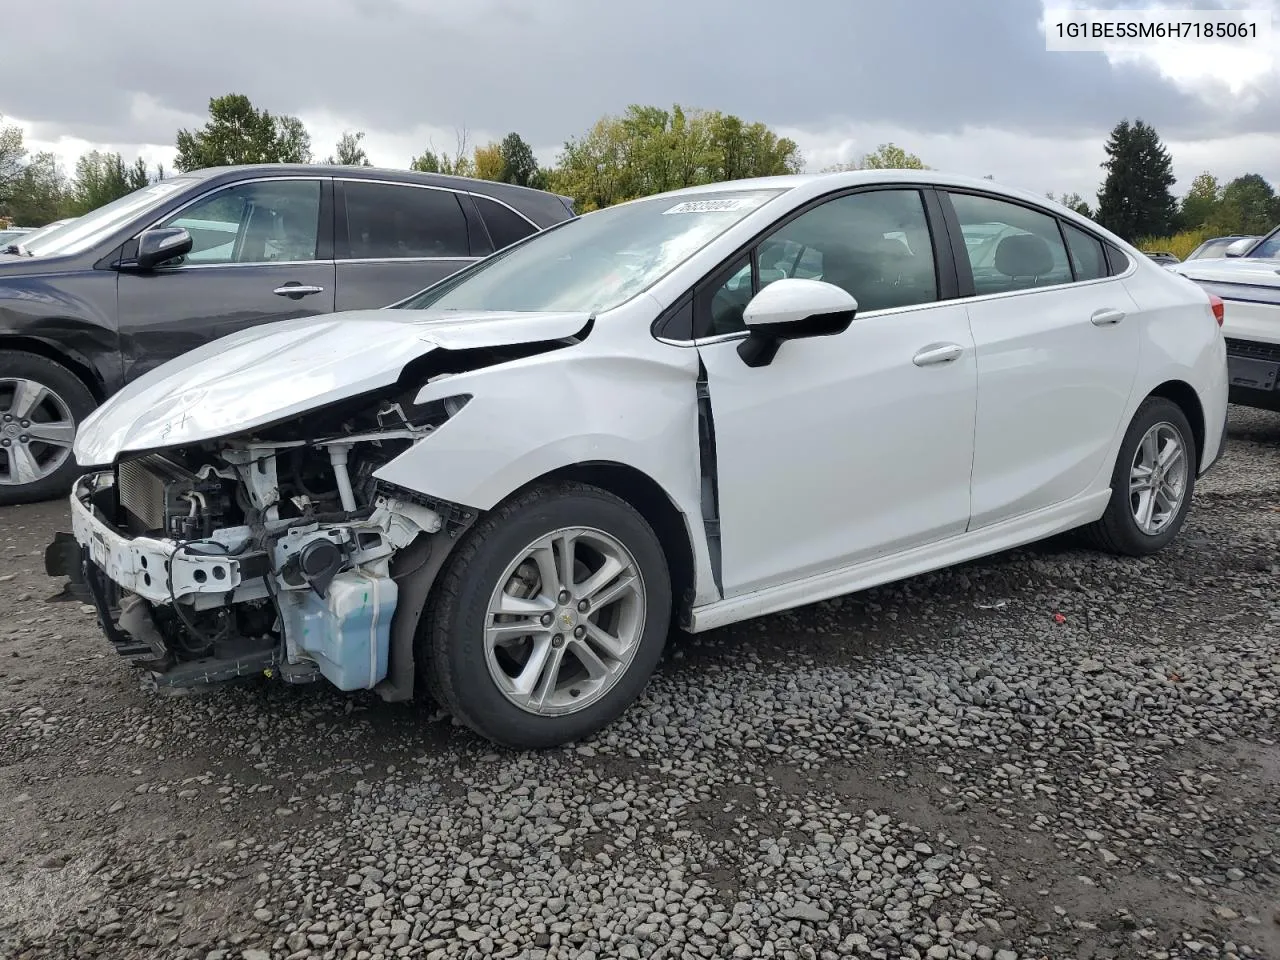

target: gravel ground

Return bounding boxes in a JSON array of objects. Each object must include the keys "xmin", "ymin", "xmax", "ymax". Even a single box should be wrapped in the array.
[{"xmin": 1, "ymin": 407, "xmax": 1278, "ymax": 960}]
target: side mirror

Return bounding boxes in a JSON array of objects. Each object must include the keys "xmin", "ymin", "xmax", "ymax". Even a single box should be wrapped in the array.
[
  {"xmin": 1224, "ymin": 238, "xmax": 1254, "ymax": 258},
  {"xmin": 127, "ymin": 226, "xmax": 194, "ymax": 270},
  {"xmin": 737, "ymin": 278, "xmax": 857, "ymax": 368}
]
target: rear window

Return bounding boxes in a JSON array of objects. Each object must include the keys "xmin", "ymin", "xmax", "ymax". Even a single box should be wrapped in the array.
[{"xmin": 474, "ymin": 195, "xmax": 538, "ymax": 251}]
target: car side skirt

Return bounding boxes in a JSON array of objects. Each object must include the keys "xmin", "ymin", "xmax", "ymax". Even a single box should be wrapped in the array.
[{"xmin": 687, "ymin": 488, "xmax": 1111, "ymax": 632}]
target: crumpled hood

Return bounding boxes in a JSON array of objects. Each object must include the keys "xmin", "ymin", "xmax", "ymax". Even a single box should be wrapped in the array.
[{"xmin": 74, "ymin": 309, "xmax": 591, "ymax": 466}]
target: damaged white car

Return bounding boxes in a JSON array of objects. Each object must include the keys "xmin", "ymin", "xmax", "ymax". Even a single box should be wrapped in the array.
[{"xmin": 49, "ymin": 171, "xmax": 1229, "ymax": 748}]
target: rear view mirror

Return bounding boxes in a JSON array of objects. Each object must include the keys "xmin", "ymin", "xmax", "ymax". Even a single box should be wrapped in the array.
[
  {"xmin": 129, "ymin": 226, "xmax": 194, "ymax": 270},
  {"xmin": 1224, "ymin": 238, "xmax": 1254, "ymax": 258},
  {"xmin": 738, "ymin": 278, "xmax": 857, "ymax": 368}
]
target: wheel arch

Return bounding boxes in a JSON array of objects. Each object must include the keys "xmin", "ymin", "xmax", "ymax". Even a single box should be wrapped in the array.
[
  {"xmin": 0, "ymin": 334, "xmax": 106, "ymax": 402},
  {"xmin": 525, "ymin": 461, "xmax": 698, "ymax": 628},
  {"xmin": 1146, "ymin": 379, "xmax": 1205, "ymax": 465}
]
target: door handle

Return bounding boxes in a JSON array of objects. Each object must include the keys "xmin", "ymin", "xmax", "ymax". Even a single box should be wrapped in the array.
[
  {"xmin": 273, "ymin": 284, "xmax": 325, "ymax": 299},
  {"xmin": 1090, "ymin": 307, "xmax": 1126, "ymax": 326},
  {"xmin": 912, "ymin": 343, "xmax": 964, "ymax": 366}
]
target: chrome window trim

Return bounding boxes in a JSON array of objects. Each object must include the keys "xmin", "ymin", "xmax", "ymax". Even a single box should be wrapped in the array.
[
  {"xmin": 655, "ymin": 269, "xmax": 1136, "ymax": 347},
  {"xmin": 334, "ymin": 256, "xmax": 477, "ymax": 265},
  {"xmin": 139, "ymin": 175, "xmax": 331, "ymax": 269},
  {"xmin": 465, "ymin": 190, "xmax": 541, "ymax": 230},
  {"xmin": 333, "ymin": 177, "xmax": 541, "ymax": 232}
]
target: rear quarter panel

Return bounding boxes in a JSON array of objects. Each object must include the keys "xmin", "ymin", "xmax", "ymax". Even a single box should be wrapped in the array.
[{"xmin": 1121, "ymin": 267, "xmax": 1228, "ymax": 471}]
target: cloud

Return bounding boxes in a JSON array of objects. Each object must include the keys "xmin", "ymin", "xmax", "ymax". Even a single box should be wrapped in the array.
[{"xmin": 3, "ymin": 0, "xmax": 1278, "ymax": 201}]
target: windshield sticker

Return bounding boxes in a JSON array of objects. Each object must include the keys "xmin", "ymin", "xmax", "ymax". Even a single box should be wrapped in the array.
[{"xmin": 662, "ymin": 197, "xmax": 765, "ymax": 215}]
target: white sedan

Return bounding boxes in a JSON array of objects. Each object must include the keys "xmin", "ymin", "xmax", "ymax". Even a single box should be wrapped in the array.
[{"xmin": 56, "ymin": 170, "xmax": 1229, "ymax": 748}]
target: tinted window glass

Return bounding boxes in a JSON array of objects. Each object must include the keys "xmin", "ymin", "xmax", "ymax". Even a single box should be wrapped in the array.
[
  {"xmin": 700, "ymin": 255, "xmax": 753, "ymax": 337},
  {"xmin": 950, "ymin": 193, "xmax": 1072, "ymax": 294},
  {"xmin": 699, "ymin": 189, "xmax": 938, "ymax": 337},
  {"xmin": 344, "ymin": 182, "xmax": 469, "ymax": 259},
  {"xmin": 1062, "ymin": 222, "xmax": 1107, "ymax": 281},
  {"xmin": 1106, "ymin": 244, "xmax": 1131, "ymax": 274},
  {"xmin": 474, "ymin": 195, "xmax": 537, "ymax": 250},
  {"xmin": 166, "ymin": 180, "xmax": 321, "ymax": 264}
]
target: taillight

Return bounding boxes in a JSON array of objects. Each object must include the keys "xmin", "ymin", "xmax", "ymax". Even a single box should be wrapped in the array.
[{"xmin": 1208, "ymin": 293, "xmax": 1225, "ymax": 326}]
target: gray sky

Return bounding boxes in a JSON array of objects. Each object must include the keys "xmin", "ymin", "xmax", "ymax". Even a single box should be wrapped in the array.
[{"xmin": 5, "ymin": 0, "xmax": 1278, "ymax": 201}]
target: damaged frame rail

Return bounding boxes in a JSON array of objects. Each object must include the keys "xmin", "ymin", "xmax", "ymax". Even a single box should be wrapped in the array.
[{"xmin": 47, "ymin": 468, "xmax": 456, "ymax": 696}]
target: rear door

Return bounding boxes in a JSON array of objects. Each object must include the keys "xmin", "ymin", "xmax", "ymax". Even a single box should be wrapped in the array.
[
  {"xmin": 116, "ymin": 176, "xmax": 336, "ymax": 383},
  {"xmin": 334, "ymin": 179, "xmax": 480, "ymax": 309},
  {"xmin": 942, "ymin": 190, "xmax": 1141, "ymax": 529}
]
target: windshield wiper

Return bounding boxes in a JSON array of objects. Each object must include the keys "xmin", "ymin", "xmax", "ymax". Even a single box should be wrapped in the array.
[{"xmin": 4, "ymin": 243, "xmax": 32, "ymax": 256}]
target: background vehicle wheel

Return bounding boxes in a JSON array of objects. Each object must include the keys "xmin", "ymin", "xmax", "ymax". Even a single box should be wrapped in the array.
[
  {"xmin": 1081, "ymin": 396, "xmax": 1197, "ymax": 557},
  {"xmin": 0, "ymin": 351, "xmax": 96, "ymax": 507},
  {"xmin": 421, "ymin": 481, "xmax": 672, "ymax": 749}
]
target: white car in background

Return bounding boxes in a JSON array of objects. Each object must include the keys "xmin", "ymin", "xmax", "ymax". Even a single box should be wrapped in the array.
[
  {"xmin": 1170, "ymin": 224, "xmax": 1280, "ymax": 411},
  {"xmin": 55, "ymin": 170, "xmax": 1228, "ymax": 749}
]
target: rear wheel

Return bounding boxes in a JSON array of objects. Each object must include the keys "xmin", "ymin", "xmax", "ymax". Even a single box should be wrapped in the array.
[
  {"xmin": 421, "ymin": 481, "xmax": 671, "ymax": 749},
  {"xmin": 0, "ymin": 351, "xmax": 96, "ymax": 506},
  {"xmin": 1082, "ymin": 397, "xmax": 1196, "ymax": 556}
]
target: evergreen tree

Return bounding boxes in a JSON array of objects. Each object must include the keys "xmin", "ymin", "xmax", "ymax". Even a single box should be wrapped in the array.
[{"xmin": 1096, "ymin": 118, "xmax": 1177, "ymax": 240}]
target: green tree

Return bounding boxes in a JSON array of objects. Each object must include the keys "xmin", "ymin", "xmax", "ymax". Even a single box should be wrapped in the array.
[
  {"xmin": 859, "ymin": 142, "xmax": 926, "ymax": 170},
  {"xmin": 5, "ymin": 152, "xmax": 68, "ymax": 225},
  {"xmin": 409, "ymin": 128, "xmax": 473, "ymax": 177},
  {"xmin": 1095, "ymin": 118, "xmax": 1177, "ymax": 241},
  {"xmin": 551, "ymin": 104, "xmax": 801, "ymax": 212},
  {"xmin": 327, "ymin": 130, "xmax": 370, "ymax": 166},
  {"xmin": 823, "ymin": 143, "xmax": 927, "ymax": 173},
  {"xmin": 472, "ymin": 141, "xmax": 504, "ymax": 181},
  {"xmin": 1048, "ymin": 191, "xmax": 1093, "ymax": 218},
  {"xmin": 408, "ymin": 149, "xmax": 441, "ymax": 173},
  {"xmin": 0, "ymin": 119, "xmax": 25, "ymax": 211},
  {"xmin": 1179, "ymin": 171, "xmax": 1221, "ymax": 230},
  {"xmin": 498, "ymin": 132, "xmax": 543, "ymax": 188},
  {"xmin": 174, "ymin": 94, "xmax": 311, "ymax": 171},
  {"xmin": 1212, "ymin": 173, "xmax": 1275, "ymax": 234},
  {"xmin": 69, "ymin": 150, "xmax": 152, "ymax": 214},
  {"xmin": 274, "ymin": 116, "xmax": 313, "ymax": 164}
]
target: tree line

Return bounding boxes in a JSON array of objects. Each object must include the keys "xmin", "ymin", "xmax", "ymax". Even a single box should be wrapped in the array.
[{"xmin": 2, "ymin": 95, "xmax": 1276, "ymax": 253}]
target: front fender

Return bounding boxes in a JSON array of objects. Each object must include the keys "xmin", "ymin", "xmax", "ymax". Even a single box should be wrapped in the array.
[{"xmin": 371, "ymin": 343, "xmax": 721, "ymax": 605}]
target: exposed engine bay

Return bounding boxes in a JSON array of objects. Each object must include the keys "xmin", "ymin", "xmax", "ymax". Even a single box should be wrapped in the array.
[{"xmin": 56, "ymin": 386, "xmax": 477, "ymax": 697}]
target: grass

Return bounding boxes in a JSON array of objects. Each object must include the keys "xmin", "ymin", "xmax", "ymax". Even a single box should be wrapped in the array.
[{"xmin": 1134, "ymin": 228, "xmax": 1214, "ymax": 260}]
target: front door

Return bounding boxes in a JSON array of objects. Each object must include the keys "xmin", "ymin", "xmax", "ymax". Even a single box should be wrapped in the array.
[
  {"xmin": 697, "ymin": 188, "xmax": 978, "ymax": 598},
  {"xmin": 117, "ymin": 177, "xmax": 336, "ymax": 383}
]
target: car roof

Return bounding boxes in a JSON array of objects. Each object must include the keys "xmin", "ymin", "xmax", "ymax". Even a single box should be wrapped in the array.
[
  {"xmin": 632, "ymin": 169, "xmax": 1088, "ymax": 213},
  {"xmin": 180, "ymin": 163, "xmax": 575, "ymax": 226}
]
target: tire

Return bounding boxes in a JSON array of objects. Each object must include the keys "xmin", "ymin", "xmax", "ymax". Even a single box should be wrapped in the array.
[
  {"xmin": 1081, "ymin": 397, "xmax": 1197, "ymax": 556},
  {"xmin": 421, "ymin": 481, "xmax": 672, "ymax": 749},
  {"xmin": 0, "ymin": 350, "xmax": 97, "ymax": 507}
]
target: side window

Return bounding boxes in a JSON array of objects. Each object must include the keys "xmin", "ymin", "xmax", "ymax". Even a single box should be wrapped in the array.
[
  {"xmin": 473, "ymin": 195, "xmax": 538, "ymax": 250},
  {"xmin": 1105, "ymin": 243, "xmax": 1131, "ymax": 274},
  {"xmin": 344, "ymin": 182, "xmax": 469, "ymax": 259},
  {"xmin": 166, "ymin": 180, "xmax": 321, "ymax": 264},
  {"xmin": 696, "ymin": 189, "xmax": 939, "ymax": 336},
  {"xmin": 1063, "ymin": 222, "xmax": 1107, "ymax": 281},
  {"xmin": 948, "ymin": 193, "xmax": 1072, "ymax": 294},
  {"xmin": 698, "ymin": 255, "xmax": 753, "ymax": 337}
]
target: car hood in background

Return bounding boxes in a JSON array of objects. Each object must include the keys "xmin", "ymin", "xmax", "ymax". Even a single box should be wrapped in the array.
[
  {"xmin": 73, "ymin": 309, "xmax": 592, "ymax": 466},
  {"xmin": 1169, "ymin": 257, "xmax": 1280, "ymax": 286}
]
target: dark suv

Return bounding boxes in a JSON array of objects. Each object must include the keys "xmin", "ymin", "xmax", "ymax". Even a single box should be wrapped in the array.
[{"xmin": 0, "ymin": 164, "xmax": 576, "ymax": 505}]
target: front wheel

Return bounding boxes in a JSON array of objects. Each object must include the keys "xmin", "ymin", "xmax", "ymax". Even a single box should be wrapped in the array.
[
  {"xmin": 421, "ymin": 481, "xmax": 672, "ymax": 749},
  {"xmin": 1082, "ymin": 396, "xmax": 1197, "ymax": 556}
]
